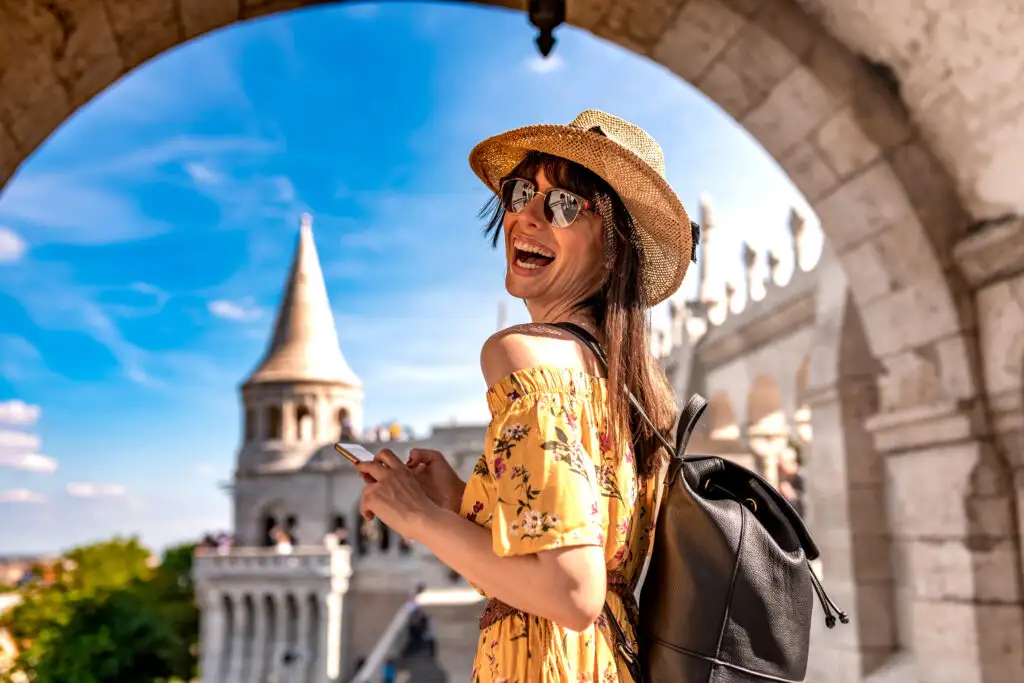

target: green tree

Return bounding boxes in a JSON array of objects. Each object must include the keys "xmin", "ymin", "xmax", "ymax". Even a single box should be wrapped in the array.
[
  {"xmin": 31, "ymin": 587, "xmax": 182, "ymax": 683},
  {"xmin": 0, "ymin": 536, "xmax": 198, "ymax": 683}
]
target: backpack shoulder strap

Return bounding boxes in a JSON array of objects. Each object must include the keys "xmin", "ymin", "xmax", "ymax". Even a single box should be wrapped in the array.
[
  {"xmin": 548, "ymin": 321, "xmax": 678, "ymax": 456},
  {"xmin": 676, "ymin": 393, "xmax": 708, "ymax": 457}
]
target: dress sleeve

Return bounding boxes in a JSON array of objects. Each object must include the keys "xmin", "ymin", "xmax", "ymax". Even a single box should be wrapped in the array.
[{"xmin": 485, "ymin": 392, "xmax": 604, "ymax": 557}]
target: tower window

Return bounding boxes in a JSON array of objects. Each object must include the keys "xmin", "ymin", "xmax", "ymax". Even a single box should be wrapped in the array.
[
  {"xmin": 266, "ymin": 406, "xmax": 282, "ymax": 440},
  {"xmin": 244, "ymin": 408, "xmax": 256, "ymax": 442},
  {"xmin": 296, "ymin": 405, "xmax": 313, "ymax": 441}
]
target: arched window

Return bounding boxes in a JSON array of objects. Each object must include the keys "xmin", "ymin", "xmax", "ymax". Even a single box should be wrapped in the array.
[
  {"xmin": 263, "ymin": 515, "xmax": 277, "ymax": 547},
  {"xmin": 296, "ymin": 405, "xmax": 314, "ymax": 441},
  {"xmin": 338, "ymin": 408, "xmax": 353, "ymax": 440},
  {"xmin": 266, "ymin": 406, "xmax": 282, "ymax": 440}
]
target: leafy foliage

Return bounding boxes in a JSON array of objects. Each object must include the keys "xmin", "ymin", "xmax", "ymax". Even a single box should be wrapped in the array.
[{"xmin": 0, "ymin": 537, "xmax": 199, "ymax": 683}]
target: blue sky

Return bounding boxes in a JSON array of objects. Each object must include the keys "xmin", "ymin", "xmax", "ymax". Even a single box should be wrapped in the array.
[{"xmin": 0, "ymin": 2, "xmax": 821, "ymax": 555}]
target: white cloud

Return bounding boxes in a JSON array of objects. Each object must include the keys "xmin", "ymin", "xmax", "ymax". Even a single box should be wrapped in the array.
[
  {"xmin": 185, "ymin": 162, "xmax": 221, "ymax": 185},
  {"xmin": 0, "ymin": 452, "xmax": 57, "ymax": 473},
  {"xmin": 0, "ymin": 430, "xmax": 40, "ymax": 451},
  {"xmin": 0, "ymin": 400, "xmax": 41, "ymax": 426},
  {"xmin": 208, "ymin": 298, "xmax": 263, "ymax": 322},
  {"xmin": 0, "ymin": 489, "xmax": 46, "ymax": 504},
  {"xmin": 526, "ymin": 53, "xmax": 565, "ymax": 74},
  {"xmin": 0, "ymin": 173, "xmax": 170, "ymax": 246},
  {"xmin": 66, "ymin": 483, "xmax": 126, "ymax": 498},
  {"xmin": 0, "ymin": 226, "xmax": 26, "ymax": 263}
]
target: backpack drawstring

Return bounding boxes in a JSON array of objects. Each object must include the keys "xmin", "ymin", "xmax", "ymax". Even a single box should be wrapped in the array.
[{"xmin": 806, "ymin": 559, "xmax": 849, "ymax": 628}]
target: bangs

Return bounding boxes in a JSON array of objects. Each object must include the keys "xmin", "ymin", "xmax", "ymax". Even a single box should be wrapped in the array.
[{"xmin": 479, "ymin": 150, "xmax": 613, "ymax": 247}]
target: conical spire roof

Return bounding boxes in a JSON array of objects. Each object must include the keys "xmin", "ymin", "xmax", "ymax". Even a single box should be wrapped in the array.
[{"xmin": 244, "ymin": 214, "xmax": 361, "ymax": 388}]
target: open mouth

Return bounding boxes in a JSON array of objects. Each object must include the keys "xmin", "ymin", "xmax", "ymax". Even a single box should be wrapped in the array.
[{"xmin": 512, "ymin": 239, "xmax": 556, "ymax": 271}]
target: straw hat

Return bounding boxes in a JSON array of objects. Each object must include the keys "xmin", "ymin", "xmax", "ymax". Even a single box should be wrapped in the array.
[{"xmin": 468, "ymin": 109, "xmax": 693, "ymax": 306}]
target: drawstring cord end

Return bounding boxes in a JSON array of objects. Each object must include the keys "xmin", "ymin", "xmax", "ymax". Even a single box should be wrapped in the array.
[{"xmin": 806, "ymin": 559, "xmax": 850, "ymax": 629}]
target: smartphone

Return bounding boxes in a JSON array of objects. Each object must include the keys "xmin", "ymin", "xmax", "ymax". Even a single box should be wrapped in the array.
[{"xmin": 334, "ymin": 442, "xmax": 377, "ymax": 465}]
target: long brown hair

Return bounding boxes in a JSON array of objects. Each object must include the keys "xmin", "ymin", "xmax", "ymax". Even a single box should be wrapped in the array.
[{"xmin": 481, "ymin": 151, "xmax": 677, "ymax": 477}]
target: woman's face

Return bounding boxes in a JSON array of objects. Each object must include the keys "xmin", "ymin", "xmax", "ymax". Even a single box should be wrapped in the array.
[{"xmin": 502, "ymin": 168, "xmax": 607, "ymax": 308}]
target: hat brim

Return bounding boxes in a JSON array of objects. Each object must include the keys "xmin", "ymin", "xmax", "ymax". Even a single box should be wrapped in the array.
[{"xmin": 468, "ymin": 123, "xmax": 692, "ymax": 306}]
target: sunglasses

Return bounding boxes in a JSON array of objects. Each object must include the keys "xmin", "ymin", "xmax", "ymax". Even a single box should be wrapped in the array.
[{"xmin": 498, "ymin": 178, "xmax": 592, "ymax": 228}]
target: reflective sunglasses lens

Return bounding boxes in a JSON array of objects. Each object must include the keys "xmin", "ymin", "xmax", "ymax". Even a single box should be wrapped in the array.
[
  {"xmin": 546, "ymin": 189, "xmax": 582, "ymax": 228},
  {"xmin": 501, "ymin": 179, "xmax": 534, "ymax": 214}
]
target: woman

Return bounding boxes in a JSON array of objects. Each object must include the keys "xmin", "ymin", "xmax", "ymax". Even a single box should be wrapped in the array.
[{"xmin": 355, "ymin": 110, "xmax": 695, "ymax": 682}]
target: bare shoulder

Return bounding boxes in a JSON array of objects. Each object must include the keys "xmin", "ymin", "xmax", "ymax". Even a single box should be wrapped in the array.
[{"xmin": 480, "ymin": 323, "xmax": 600, "ymax": 388}]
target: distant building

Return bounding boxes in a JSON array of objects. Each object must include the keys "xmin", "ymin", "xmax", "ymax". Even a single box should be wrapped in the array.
[{"xmin": 192, "ymin": 215, "xmax": 485, "ymax": 683}]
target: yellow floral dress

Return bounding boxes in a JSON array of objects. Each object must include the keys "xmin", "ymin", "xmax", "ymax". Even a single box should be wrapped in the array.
[{"xmin": 459, "ymin": 367, "xmax": 658, "ymax": 683}]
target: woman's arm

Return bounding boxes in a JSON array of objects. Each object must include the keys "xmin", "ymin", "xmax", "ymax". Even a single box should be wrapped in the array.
[{"xmin": 409, "ymin": 504, "xmax": 606, "ymax": 632}]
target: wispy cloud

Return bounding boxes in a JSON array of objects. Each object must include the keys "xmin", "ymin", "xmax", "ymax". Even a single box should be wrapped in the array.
[
  {"xmin": 0, "ymin": 227, "xmax": 26, "ymax": 263},
  {"xmin": 0, "ymin": 453, "xmax": 58, "ymax": 473},
  {"xmin": 0, "ymin": 489, "xmax": 46, "ymax": 504},
  {"xmin": 185, "ymin": 162, "xmax": 221, "ymax": 185},
  {"xmin": 0, "ymin": 399, "xmax": 40, "ymax": 425},
  {"xmin": 0, "ymin": 173, "xmax": 171, "ymax": 246},
  {"xmin": 66, "ymin": 483, "xmax": 127, "ymax": 498},
  {"xmin": 208, "ymin": 298, "xmax": 264, "ymax": 322}
]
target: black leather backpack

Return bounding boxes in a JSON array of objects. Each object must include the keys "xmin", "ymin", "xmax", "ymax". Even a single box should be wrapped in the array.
[{"xmin": 551, "ymin": 322, "xmax": 849, "ymax": 683}]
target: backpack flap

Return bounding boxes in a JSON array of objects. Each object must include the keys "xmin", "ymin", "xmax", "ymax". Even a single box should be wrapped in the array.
[{"xmin": 671, "ymin": 393, "xmax": 820, "ymax": 562}]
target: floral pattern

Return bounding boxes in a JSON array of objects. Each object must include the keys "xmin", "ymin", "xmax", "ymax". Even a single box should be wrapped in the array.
[{"xmin": 460, "ymin": 366, "xmax": 658, "ymax": 683}]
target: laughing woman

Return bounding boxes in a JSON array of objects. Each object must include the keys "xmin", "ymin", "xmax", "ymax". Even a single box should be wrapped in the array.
[{"xmin": 355, "ymin": 110, "xmax": 696, "ymax": 682}]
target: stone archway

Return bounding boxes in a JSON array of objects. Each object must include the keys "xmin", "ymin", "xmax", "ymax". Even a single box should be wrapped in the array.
[{"xmin": 0, "ymin": 1, "xmax": 1018, "ymax": 680}]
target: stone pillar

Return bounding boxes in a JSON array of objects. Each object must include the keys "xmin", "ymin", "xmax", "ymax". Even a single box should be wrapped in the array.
[
  {"xmin": 296, "ymin": 591, "xmax": 313, "ymax": 676},
  {"xmin": 250, "ymin": 593, "xmax": 268, "ymax": 683},
  {"xmin": 272, "ymin": 591, "xmax": 291, "ymax": 677},
  {"xmin": 697, "ymin": 192, "xmax": 715, "ymax": 304},
  {"xmin": 788, "ymin": 206, "xmax": 807, "ymax": 272},
  {"xmin": 324, "ymin": 592, "xmax": 344, "ymax": 682},
  {"xmin": 283, "ymin": 398, "xmax": 296, "ymax": 442},
  {"xmin": 226, "ymin": 592, "xmax": 248, "ymax": 683},
  {"xmin": 199, "ymin": 589, "xmax": 226, "ymax": 683}
]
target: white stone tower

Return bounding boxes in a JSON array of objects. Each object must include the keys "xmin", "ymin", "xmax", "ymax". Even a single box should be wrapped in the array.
[{"xmin": 233, "ymin": 212, "xmax": 364, "ymax": 546}]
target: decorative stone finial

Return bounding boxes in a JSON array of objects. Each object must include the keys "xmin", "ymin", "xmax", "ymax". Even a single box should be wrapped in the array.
[
  {"xmin": 788, "ymin": 207, "xmax": 807, "ymax": 271},
  {"xmin": 724, "ymin": 282, "xmax": 736, "ymax": 311}
]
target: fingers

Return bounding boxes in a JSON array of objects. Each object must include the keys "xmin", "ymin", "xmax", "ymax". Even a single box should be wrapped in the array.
[
  {"xmin": 374, "ymin": 448, "xmax": 405, "ymax": 469},
  {"xmin": 355, "ymin": 460, "xmax": 388, "ymax": 482},
  {"xmin": 407, "ymin": 448, "xmax": 440, "ymax": 467},
  {"xmin": 360, "ymin": 484, "xmax": 377, "ymax": 520}
]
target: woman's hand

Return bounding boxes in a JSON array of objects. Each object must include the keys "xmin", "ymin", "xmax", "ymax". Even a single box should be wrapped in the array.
[
  {"xmin": 406, "ymin": 448, "xmax": 466, "ymax": 514},
  {"xmin": 356, "ymin": 449, "xmax": 440, "ymax": 542}
]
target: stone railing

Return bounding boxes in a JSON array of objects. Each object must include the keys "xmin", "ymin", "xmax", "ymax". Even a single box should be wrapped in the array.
[{"xmin": 192, "ymin": 545, "xmax": 351, "ymax": 580}]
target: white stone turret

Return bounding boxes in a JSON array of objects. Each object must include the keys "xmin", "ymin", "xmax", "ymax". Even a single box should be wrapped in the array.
[{"xmin": 236, "ymin": 214, "xmax": 365, "ymax": 485}]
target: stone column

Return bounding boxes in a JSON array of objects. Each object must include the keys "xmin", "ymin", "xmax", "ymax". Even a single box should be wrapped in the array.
[
  {"xmin": 282, "ymin": 398, "xmax": 296, "ymax": 442},
  {"xmin": 199, "ymin": 589, "xmax": 226, "ymax": 683},
  {"xmin": 225, "ymin": 592, "xmax": 248, "ymax": 683},
  {"xmin": 324, "ymin": 592, "xmax": 344, "ymax": 682},
  {"xmin": 250, "ymin": 593, "xmax": 268, "ymax": 683},
  {"xmin": 296, "ymin": 591, "xmax": 312, "ymax": 678},
  {"xmin": 272, "ymin": 591, "xmax": 291, "ymax": 678}
]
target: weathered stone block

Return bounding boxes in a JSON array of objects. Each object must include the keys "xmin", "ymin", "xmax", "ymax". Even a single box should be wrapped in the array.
[
  {"xmin": 906, "ymin": 537, "xmax": 1020, "ymax": 604},
  {"xmin": 179, "ymin": 0, "xmax": 239, "ymax": 40},
  {"xmin": 45, "ymin": 0, "xmax": 125, "ymax": 109},
  {"xmin": 719, "ymin": 21, "xmax": 796, "ymax": 104},
  {"xmin": 743, "ymin": 64, "xmax": 839, "ymax": 159},
  {"xmin": 817, "ymin": 161, "xmax": 916, "ymax": 254},
  {"xmin": 565, "ymin": 0, "xmax": 616, "ymax": 30},
  {"xmin": 777, "ymin": 138, "xmax": 840, "ymax": 201},
  {"xmin": 0, "ymin": 49, "xmax": 71, "ymax": 153},
  {"xmin": 696, "ymin": 61, "xmax": 760, "ymax": 120},
  {"xmin": 885, "ymin": 442, "xmax": 1014, "ymax": 540},
  {"xmin": 598, "ymin": 0, "xmax": 684, "ymax": 48},
  {"xmin": 857, "ymin": 281, "xmax": 960, "ymax": 358},
  {"xmin": 652, "ymin": 0, "xmax": 745, "ymax": 83},
  {"xmin": 103, "ymin": 0, "xmax": 183, "ymax": 67},
  {"xmin": 815, "ymin": 105, "xmax": 882, "ymax": 178}
]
